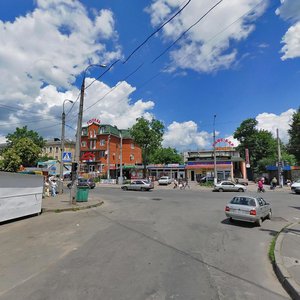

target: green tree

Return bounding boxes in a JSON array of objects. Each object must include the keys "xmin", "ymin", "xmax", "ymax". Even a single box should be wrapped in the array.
[
  {"xmin": 234, "ymin": 118, "xmax": 277, "ymax": 174},
  {"xmin": 287, "ymin": 108, "xmax": 300, "ymax": 164},
  {"xmin": 130, "ymin": 117, "xmax": 164, "ymax": 177},
  {"xmin": 149, "ymin": 147, "xmax": 183, "ymax": 164},
  {"xmin": 0, "ymin": 148, "xmax": 22, "ymax": 172},
  {"xmin": 6, "ymin": 126, "xmax": 45, "ymax": 148}
]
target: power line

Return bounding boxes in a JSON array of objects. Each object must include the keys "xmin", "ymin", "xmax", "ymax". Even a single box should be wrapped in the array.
[
  {"xmin": 123, "ymin": 0, "xmax": 193, "ymax": 64},
  {"xmin": 152, "ymin": 0, "xmax": 223, "ymax": 63}
]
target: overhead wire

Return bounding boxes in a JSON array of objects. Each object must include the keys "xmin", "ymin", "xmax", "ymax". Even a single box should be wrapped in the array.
[{"xmin": 123, "ymin": 0, "xmax": 192, "ymax": 64}]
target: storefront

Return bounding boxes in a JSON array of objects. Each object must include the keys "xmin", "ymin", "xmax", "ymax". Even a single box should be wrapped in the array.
[{"xmin": 147, "ymin": 164, "xmax": 186, "ymax": 181}]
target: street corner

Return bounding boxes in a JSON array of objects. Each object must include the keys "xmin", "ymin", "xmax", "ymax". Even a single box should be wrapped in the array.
[{"xmin": 273, "ymin": 223, "xmax": 300, "ymax": 300}]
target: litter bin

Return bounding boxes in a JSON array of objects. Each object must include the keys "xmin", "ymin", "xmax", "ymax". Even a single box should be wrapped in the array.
[{"xmin": 76, "ymin": 186, "xmax": 89, "ymax": 202}]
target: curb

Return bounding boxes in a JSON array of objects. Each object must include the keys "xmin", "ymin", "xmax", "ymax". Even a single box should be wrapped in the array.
[
  {"xmin": 42, "ymin": 200, "xmax": 104, "ymax": 213},
  {"xmin": 274, "ymin": 223, "xmax": 300, "ymax": 300}
]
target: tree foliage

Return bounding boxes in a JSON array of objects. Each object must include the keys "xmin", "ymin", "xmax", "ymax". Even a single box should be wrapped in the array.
[
  {"xmin": 6, "ymin": 126, "xmax": 45, "ymax": 148},
  {"xmin": 129, "ymin": 117, "xmax": 164, "ymax": 176},
  {"xmin": 149, "ymin": 147, "xmax": 183, "ymax": 164},
  {"xmin": 0, "ymin": 127, "xmax": 44, "ymax": 172},
  {"xmin": 234, "ymin": 118, "xmax": 277, "ymax": 173},
  {"xmin": 287, "ymin": 108, "xmax": 300, "ymax": 164}
]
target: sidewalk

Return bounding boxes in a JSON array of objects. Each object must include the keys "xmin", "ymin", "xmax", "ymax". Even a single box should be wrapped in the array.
[
  {"xmin": 42, "ymin": 188, "xmax": 104, "ymax": 212},
  {"xmin": 274, "ymin": 223, "xmax": 300, "ymax": 300}
]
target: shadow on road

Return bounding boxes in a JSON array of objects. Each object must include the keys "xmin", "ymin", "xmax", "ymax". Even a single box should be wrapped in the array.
[{"xmin": 220, "ymin": 218, "xmax": 256, "ymax": 228}]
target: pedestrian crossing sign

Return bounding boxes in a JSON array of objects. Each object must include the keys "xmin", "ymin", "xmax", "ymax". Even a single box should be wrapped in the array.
[{"xmin": 62, "ymin": 152, "xmax": 72, "ymax": 162}]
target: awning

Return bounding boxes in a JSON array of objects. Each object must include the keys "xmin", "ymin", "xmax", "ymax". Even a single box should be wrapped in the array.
[{"xmin": 185, "ymin": 164, "xmax": 231, "ymax": 170}]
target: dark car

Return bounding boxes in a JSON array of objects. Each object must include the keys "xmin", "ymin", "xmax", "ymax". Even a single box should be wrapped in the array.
[
  {"xmin": 67, "ymin": 177, "xmax": 96, "ymax": 189},
  {"xmin": 199, "ymin": 176, "xmax": 214, "ymax": 183}
]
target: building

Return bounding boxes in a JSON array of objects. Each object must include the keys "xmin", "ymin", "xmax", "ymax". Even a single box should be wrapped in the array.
[
  {"xmin": 80, "ymin": 121, "xmax": 142, "ymax": 178},
  {"xmin": 42, "ymin": 138, "xmax": 76, "ymax": 161},
  {"xmin": 184, "ymin": 147, "xmax": 247, "ymax": 182}
]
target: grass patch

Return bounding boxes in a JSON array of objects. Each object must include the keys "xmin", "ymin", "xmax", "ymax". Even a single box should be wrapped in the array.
[
  {"xmin": 269, "ymin": 233, "xmax": 278, "ymax": 263},
  {"xmin": 199, "ymin": 182, "xmax": 214, "ymax": 187}
]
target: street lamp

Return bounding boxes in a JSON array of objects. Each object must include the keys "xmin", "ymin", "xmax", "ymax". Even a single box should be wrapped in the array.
[
  {"xmin": 71, "ymin": 64, "xmax": 106, "ymax": 204},
  {"xmin": 58, "ymin": 99, "xmax": 74, "ymax": 194},
  {"xmin": 213, "ymin": 115, "xmax": 217, "ymax": 184}
]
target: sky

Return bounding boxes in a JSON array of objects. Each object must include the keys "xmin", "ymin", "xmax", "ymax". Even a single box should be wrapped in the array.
[{"xmin": 0, "ymin": 0, "xmax": 299, "ymax": 151}]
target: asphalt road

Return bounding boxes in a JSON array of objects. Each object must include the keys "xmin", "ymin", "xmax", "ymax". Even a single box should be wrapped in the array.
[{"xmin": 1, "ymin": 186, "xmax": 299, "ymax": 300}]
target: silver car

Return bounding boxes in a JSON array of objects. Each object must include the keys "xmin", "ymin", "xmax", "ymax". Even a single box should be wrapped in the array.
[
  {"xmin": 213, "ymin": 181, "xmax": 246, "ymax": 192},
  {"xmin": 158, "ymin": 176, "xmax": 172, "ymax": 185},
  {"xmin": 121, "ymin": 180, "xmax": 154, "ymax": 191},
  {"xmin": 225, "ymin": 196, "xmax": 272, "ymax": 226}
]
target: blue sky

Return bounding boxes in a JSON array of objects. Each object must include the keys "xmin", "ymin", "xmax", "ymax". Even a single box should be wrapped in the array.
[{"xmin": 0, "ymin": 0, "xmax": 299, "ymax": 150}]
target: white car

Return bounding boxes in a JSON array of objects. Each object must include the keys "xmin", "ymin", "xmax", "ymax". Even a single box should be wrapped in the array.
[
  {"xmin": 291, "ymin": 179, "xmax": 300, "ymax": 193},
  {"xmin": 213, "ymin": 181, "xmax": 247, "ymax": 192},
  {"xmin": 158, "ymin": 176, "xmax": 172, "ymax": 185}
]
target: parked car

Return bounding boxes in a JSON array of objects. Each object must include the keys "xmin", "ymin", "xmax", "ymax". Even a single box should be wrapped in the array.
[
  {"xmin": 294, "ymin": 187, "xmax": 300, "ymax": 194},
  {"xmin": 121, "ymin": 180, "xmax": 154, "ymax": 191},
  {"xmin": 225, "ymin": 196, "xmax": 272, "ymax": 226},
  {"xmin": 235, "ymin": 178, "xmax": 249, "ymax": 186},
  {"xmin": 199, "ymin": 176, "xmax": 214, "ymax": 183},
  {"xmin": 213, "ymin": 181, "xmax": 246, "ymax": 192},
  {"xmin": 158, "ymin": 176, "xmax": 172, "ymax": 185},
  {"xmin": 291, "ymin": 179, "xmax": 300, "ymax": 193},
  {"xmin": 67, "ymin": 177, "xmax": 95, "ymax": 189}
]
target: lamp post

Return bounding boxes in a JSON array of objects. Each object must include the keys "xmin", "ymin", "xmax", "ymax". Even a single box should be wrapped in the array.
[
  {"xmin": 213, "ymin": 115, "xmax": 217, "ymax": 184},
  {"xmin": 119, "ymin": 131, "xmax": 123, "ymax": 184},
  {"xmin": 71, "ymin": 64, "xmax": 106, "ymax": 204},
  {"xmin": 58, "ymin": 99, "xmax": 73, "ymax": 194}
]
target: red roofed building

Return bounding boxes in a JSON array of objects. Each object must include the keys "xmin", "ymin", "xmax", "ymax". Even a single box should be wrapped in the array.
[{"xmin": 80, "ymin": 121, "xmax": 142, "ymax": 178}]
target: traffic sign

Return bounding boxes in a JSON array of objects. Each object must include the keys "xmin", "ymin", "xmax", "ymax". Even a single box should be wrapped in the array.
[{"xmin": 62, "ymin": 152, "xmax": 72, "ymax": 162}]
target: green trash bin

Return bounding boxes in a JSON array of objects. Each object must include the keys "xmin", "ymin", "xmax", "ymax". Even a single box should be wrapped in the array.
[{"xmin": 76, "ymin": 186, "xmax": 89, "ymax": 202}]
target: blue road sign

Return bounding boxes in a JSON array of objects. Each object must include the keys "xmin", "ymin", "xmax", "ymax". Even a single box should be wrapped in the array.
[{"xmin": 62, "ymin": 152, "xmax": 72, "ymax": 162}]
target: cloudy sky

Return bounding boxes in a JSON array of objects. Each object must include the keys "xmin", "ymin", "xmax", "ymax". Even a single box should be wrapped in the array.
[{"xmin": 0, "ymin": 0, "xmax": 299, "ymax": 150}]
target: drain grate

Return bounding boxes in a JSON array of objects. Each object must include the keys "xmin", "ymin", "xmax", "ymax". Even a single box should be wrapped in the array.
[
  {"xmin": 271, "ymin": 217, "xmax": 288, "ymax": 222},
  {"xmin": 151, "ymin": 198, "xmax": 162, "ymax": 201}
]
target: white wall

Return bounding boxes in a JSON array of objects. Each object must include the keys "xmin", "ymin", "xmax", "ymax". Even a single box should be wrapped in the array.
[{"xmin": 0, "ymin": 172, "xmax": 43, "ymax": 222}]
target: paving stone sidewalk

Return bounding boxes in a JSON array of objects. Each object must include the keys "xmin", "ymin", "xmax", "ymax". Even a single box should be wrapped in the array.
[{"xmin": 274, "ymin": 223, "xmax": 300, "ymax": 300}]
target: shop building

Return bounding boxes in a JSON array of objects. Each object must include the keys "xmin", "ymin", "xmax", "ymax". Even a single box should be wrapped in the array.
[
  {"xmin": 184, "ymin": 147, "xmax": 247, "ymax": 182},
  {"xmin": 80, "ymin": 121, "xmax": 142, "ymax": 178},
  {"xmin": 42, "ymin": 139, "xmax": 75, "ymax": 161}
]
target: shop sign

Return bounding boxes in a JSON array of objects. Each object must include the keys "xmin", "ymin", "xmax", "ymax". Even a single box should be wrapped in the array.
[
  {"xmin": 87, "ymin": 118, "xmax": 100, "ymax": 125},
  {"xmin": 213, "ymin": 138, "xmax": 235, "ymax": 147}
]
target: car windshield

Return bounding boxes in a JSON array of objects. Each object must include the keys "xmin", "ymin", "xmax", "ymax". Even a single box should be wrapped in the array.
[{"xmin": 230, "ymin": 197, "xmax": 256, "ymax": 206}]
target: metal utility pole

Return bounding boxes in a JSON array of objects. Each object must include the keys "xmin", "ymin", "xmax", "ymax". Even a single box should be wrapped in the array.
[
  {"xmin": 119, "ymin": 131, "xmax": 123, "ymax": 184},
  {"xmin": 59, "ymin": 99, "xmax": 73, "ymax": 194},
  {"xmin": 71, "ymin": 64, "xmax": 106, "ymax": 204},
  {"xmin": 107, "ymin": 130, "xmax": 111, "ymax": 180},
  {"xmin": 213, "ymin": 115, "xmax": 217, "ymax": 184},
  {"xmin": 277, "ymin": 128, "xmax": 283, "ymax": 188}
]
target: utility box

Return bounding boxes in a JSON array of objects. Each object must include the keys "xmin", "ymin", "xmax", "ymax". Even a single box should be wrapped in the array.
[{"xmin": 76, "ymin": 187, "xmax": 89, "ymax": 202}]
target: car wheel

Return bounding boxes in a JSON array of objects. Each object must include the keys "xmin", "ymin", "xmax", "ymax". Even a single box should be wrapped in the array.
[
  {"xmin": 229, "ymin": 217, "xmax": 234, "ymax": 223},
  {"xmin": 122, "ymin": 186, "xmax": 128, "ymax": 191},
  {"xmin": 238, "ymin": 188, "xmax": 244, "ymax": 192},
  {"xmin": 256, "ymin": 218, "xmax": 262, "ymax": 227},
  {"xmin": 67, "ymin": 183, "xmax": 71, "ymax": 189},
  {"xmin": 218, "ymin": 188, "xmax": 224, "ymax": 192},
  {"xmin": 141, "ymin": 187, "xmax": 146, "ymax": 191},
  {"xmin": 267, "ymin": 210, "xmax": 272, "ymax": 220}
]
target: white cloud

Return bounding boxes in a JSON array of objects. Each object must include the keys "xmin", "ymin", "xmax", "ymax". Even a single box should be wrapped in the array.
[
  {"xmin": 163, "ymin": 121, "xmax": 212, "ymax": 151},
  {"xmin": 0, "ymin": 0, "xmax": 121, "ymax": 104},
  {"xmin": 255, "ymin": 108, "xmax": 295, "ymax": 143},
  {"xmin": 276, "ymin": 0, "xmax": 300, "ymax": 60},
  {"xmin": 146, "ymin": 0, "xmax": 267, "ymax": 72}
]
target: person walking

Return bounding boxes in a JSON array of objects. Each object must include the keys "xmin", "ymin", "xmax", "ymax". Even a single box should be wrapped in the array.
[
  {"xmin": 257, "ymin": 179, "xmax": 264, "ymax": 192},
  {"xmin": 271, "ymin": 176, "xmax": 277, "ymax": 190},
  {"xmin": 49, "ymin": 176, "xmax": 57, "ymax": 197}
]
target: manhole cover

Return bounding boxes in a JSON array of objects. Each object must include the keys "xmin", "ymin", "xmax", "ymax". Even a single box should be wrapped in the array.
[
  {"xmin": 271, "ymin": 217, "xmax": 288, "ymax": 222},
  {"xmin": 151, "ymin": 198, "xmax": 162, "ymax": 201}
]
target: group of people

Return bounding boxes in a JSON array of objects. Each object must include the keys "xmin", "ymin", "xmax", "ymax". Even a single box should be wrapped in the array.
[
  {"xmin": 173, "ymin": 179, "xmax": 190, "ymax": 190},
  {"xmin": 257, "ymin": 176, "xmax": 281, "ymax": 192},
  {"xmin": 44, "ymin": 176, "xmax": 59, "ymax": 197}
]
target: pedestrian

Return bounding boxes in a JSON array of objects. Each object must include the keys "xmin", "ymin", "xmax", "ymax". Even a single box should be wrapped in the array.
[
  {"xmin": 173, "ymin": 179, "xmax": 178, "ymax": 189},
  {"xmin": 257, "ymin": 179, "xmax": 264, "ymax": 192},
  {"xmin": 271, "ymin": 177, "xmax": 277, "ymax": 190},
  {"xmin": 44, "ymin": 177, "xmax": 50, "ymax": 197},
  {"xmin": 49, "ymin": 176, "xmax": 57, "ymax": 197}
]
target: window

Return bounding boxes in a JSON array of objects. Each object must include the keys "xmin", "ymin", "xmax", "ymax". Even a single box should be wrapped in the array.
[
  {"xmin": 230, "ymin": 197, "xmax": 254, "ymax": 206},
  {"xmin": 100, "ymin": 139, "xmax": 105, "ymax": 146},
  {"xmin": 49, "ymin": 147, "xmax": 52, "ymax": 153},
  {"xmin": 99, "ymin": 150, "xmax": 105, "ymax": 157},
  {"xmin": 81, "ymin": 141, "xmax": 86, "ymax": 147},
  {"xmin": 82, "ymin": 128, "xmax": 87, "ymax": 136},
  {"xmin": 131, "ymin": 143, "xmax": 135, "ymax": 149},
  {"xmin": 130, "ymin": 154, "xmax": 134, "ymax": 161},
  {"xmin": 99, "ymin": 127, "xmax": 105, "ymax": 134},
  {"xmin": 55, "ymin": 147, "xmax": 59, "ymax": 153}
]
